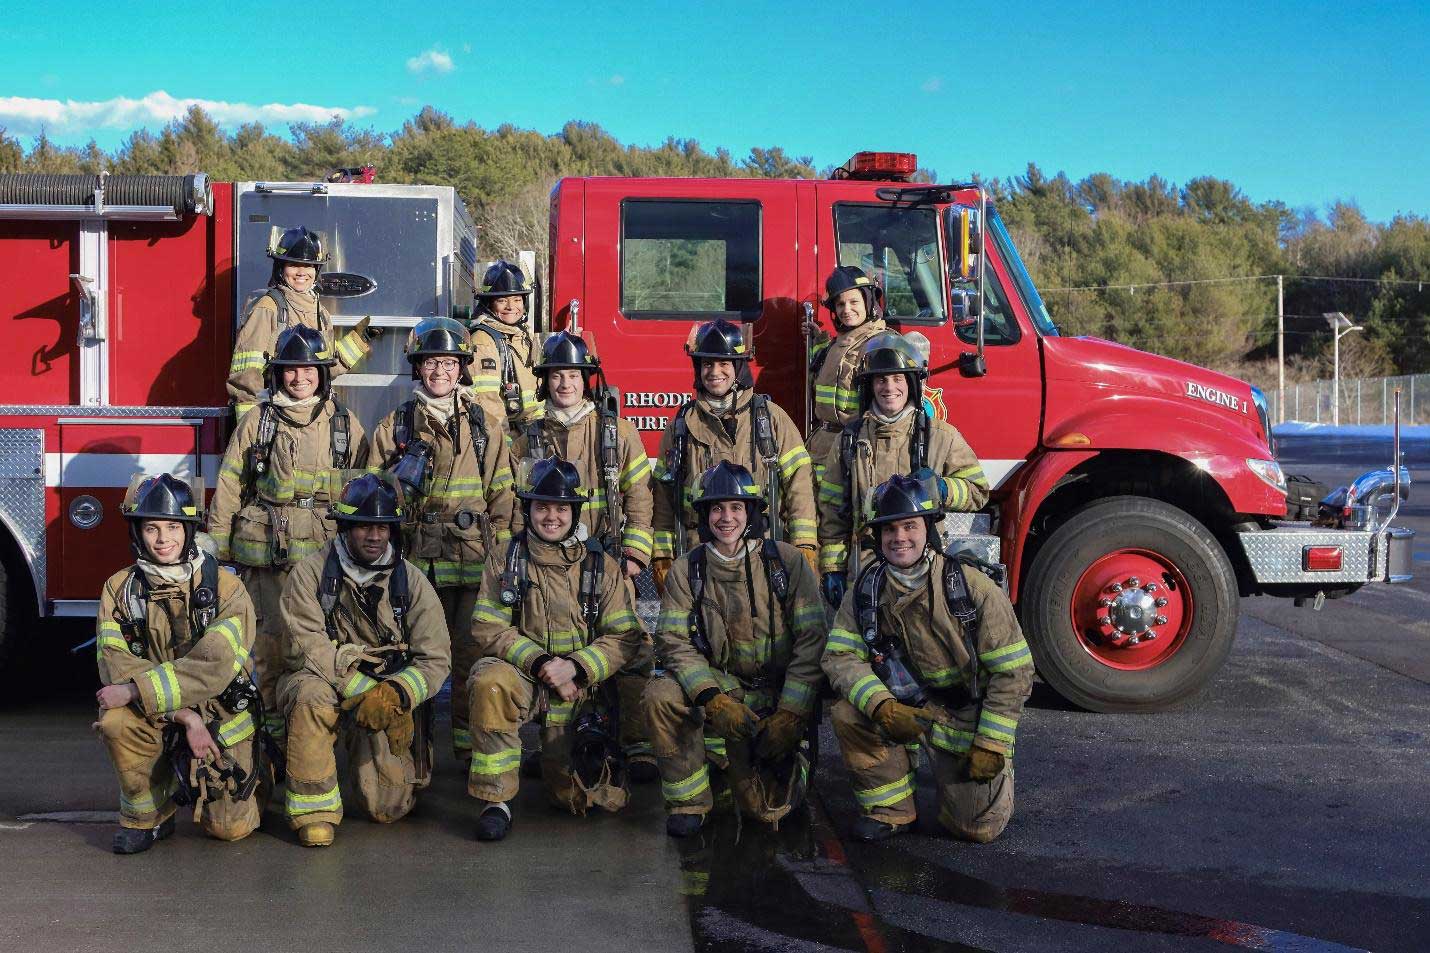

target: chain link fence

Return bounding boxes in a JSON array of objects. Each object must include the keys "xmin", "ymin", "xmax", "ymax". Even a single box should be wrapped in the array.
[{"xmin": 1269, "ymin": 374, "xmax": 1430, "ymax": 427}]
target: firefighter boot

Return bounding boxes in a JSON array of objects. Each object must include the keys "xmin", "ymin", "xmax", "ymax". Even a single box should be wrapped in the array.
[
  {"xmin": 666, "ymin": 812, "xmax": 705, "ymax": 839},
  {"xmin": 850, "ymin": 815, "xmax": 908, "ymax": 843},
  {"xmin": 111, "ymin": 816, "xmax": 174, "ymax": 855},
  {"xmin": 476, "ymin": 802, "xmax": 512, "ymax": 842},
  {"xmin": 298, "ymin": 821, "xmax": 335, "ymax": 847}
]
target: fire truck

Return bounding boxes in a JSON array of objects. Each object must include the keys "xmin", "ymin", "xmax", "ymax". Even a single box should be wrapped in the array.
[{"xmin": 542, "ymin": 152, "xmax": 1415, "ymax": 711}]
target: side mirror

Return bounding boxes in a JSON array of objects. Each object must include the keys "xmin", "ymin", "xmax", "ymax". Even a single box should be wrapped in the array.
[
  {"xmin": 958, "ymin": 351, "xmax": 987, "ymax": 378},
  {"xmin": 950, "ymin": 289, "xmax": 982, "ymax": 322},
  {"xmin": 956, "ymin": 207, "xmax": 982, "ymax": 281}
]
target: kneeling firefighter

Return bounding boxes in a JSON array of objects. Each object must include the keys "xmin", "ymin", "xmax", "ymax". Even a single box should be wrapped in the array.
[
  {"xmin": 511, "ymin": 330, "xmax": 658, "ymax": 780},
  {"xmin": 370, "ymin": 317, "xmax": 515, "ymax": 763},
  {"xmin": 94, "ymin": 474, "xmax": 263, "ymax": 854},
  {"xmin": 208, "ymin": 324, "xmax": 370, "ymax": 743},
  {"xmin": 823, "ymin": 474, "xmax": 1033, "ymax": 843},
  {"xmin": 466, "ymin": 459, "xmax": 645, "ymax": 841},
  {"xmin": 644, "ymin": 462, "xmax": 827, "ymax": 837},
  {"xmin": 277, "ymin": 474, "xmax": 450, "ymax": 847}
]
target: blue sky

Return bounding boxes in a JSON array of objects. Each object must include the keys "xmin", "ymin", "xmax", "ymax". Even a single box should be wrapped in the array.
[{"xmin": 2, "ymin": 0, "xmax": 1426, "ymax": 221}]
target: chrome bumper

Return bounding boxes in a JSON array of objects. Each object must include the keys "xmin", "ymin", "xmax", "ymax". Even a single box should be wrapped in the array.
[{"xmin": 1238, "ymin": 525, "xmax": 1415, "ymax": 585}]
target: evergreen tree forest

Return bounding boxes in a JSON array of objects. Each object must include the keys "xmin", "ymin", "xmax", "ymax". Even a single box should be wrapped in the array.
[{"xmin": 3, "ymin": 106, "xmax": 1426, "ymax": 383}]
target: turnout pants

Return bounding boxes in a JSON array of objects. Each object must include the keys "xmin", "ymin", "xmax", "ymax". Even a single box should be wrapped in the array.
[
  {"xmin": 96, "ymin": 705, "xmax": 259, "ymax": 841},
  {"xmin": 830, "ymin": 700, "xmax": 1014, "ymax": 843},
  {"xmin": 466, "ymin": 658, "xmax": 625, "ymax": 814},
  {"xmin": 643, "ymin": 675, "xmax": 806, "ymax": 825},
  {"xmin": 440, "ymin": 585, "xmax": 480, "ymax": 761},
  {"xmin": 280, "ymin": 671, "xmax": 428, "ymax": 829},
  {"xmin": 615, "ymin": 635, "xmax": 656, "ymax": 768},
  {"xmin": 240, "ymin": 565, "xmax": 290, "ymax": 741}
]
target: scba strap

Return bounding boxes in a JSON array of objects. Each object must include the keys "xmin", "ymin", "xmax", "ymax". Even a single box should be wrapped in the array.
[{"xmin": 119, "ymin": 553, "xmax": 221, "ymax": 654}]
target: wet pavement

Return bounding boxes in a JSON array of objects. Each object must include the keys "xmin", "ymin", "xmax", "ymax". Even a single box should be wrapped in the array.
[{"xmin": 1, "ymin": 437, "xmax": 1426, "ymax": 952}]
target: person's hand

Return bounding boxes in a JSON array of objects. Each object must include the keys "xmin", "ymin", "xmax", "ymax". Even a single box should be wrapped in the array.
[
  {"xmin": 340, "ymin": 681, "xmax": 405, "ymax": 731},
  {"xmin": 354, "ymin": 315, "xmax": 384, "ymax": 341},
  {"xmin": 173, "ymin": 709, "xmax": 222, "ymax": 763},
  {"xmin": 872, "ymin": 699, "xmax": 934, "ymax": 744},
  {"xmin": 553, "ymin": 679, "xmax": 581, "ymax": 703},
  {"xmin": 966, "ymin": 743, "xmax": 1006, "ymax": 782},
  {"xmin": 385, "ymin": 711, "xmax": 415, "ymax": 756},
  {"xmin": 822, "ymin": 571, "xmax": 846, "ymax": 608},
  {"xmin": 538, "ymin": 657, "xmax": 579, "ymax": 690},
  {"xmin": 704, "ymin": 693, "xmax": 758, "ymax": 741},
  {"xmin": 622, "ymin": 550, "xmax": 645, "ymax": 579},
  {"xmin": 755, "ymin": 709, "xmax": 806, "ymax": 761},
  {"xmin": 651, "ymin": 557, "xmax": 672, "ymax": 593},
  {"xmin": 96, "ymin": 683, "xmax": 139, "ymax": 710}
]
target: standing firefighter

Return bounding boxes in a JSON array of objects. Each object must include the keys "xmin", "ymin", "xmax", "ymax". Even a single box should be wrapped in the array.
[
  {"xmin": 644, "ymin": 462, "xmax": 826, "ymax": 837},
  {"xmin": 370, "ymin": 317, "xmax": 515, "ymax": 762},
  {"xmin": 466, "ymin": 459, "xmax": 645, "ymax": 842},
  {"xmin": 805, "ymin": 266, "xmax": 888, "ymax": 485},
  {"xmin": 512, "ymin": 330, "xmax": 658, "ymax": 779},
  {"xmin": 823, "ymin": 474, "xmax": 1033, "ymax": 843},
  {"xmin": 278, "ymin": 474, "xmax": 450, "ymax": 847},
  {"xmin": 209, "ymin": 324, "xmax": 370, "ymax": 741},
  {"xmin": 469, "ymin": 259, "xmax": 542, "ymax": 433},
  {"xmin": 94, "ymin": 474, "xmax": 262, "ymax": 853},
  {"xmin": 228, "ymin": 226, "xmax": 380, "ymax": 419},
  {"xmin": 651, "ymin": 319, "xmax": 818, "ymax": 587},
  {"xmin": 817, "ymin": 331, "xmax": 989, "ymax": 606}
]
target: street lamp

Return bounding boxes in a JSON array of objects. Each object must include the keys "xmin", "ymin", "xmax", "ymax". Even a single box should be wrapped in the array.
[{"xmin": 1323, "ymin": 312, "xmax": 1364, "ymax": 426}]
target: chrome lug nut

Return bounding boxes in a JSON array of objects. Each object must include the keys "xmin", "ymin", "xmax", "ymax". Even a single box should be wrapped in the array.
[
  {"xmin": 1127, "ymin": 636, "xmax": 1141, "ymax": 646},
  {"xmin": 1155, "ymin": 597, "xmax": 1168, "ymax": 608},
  {"xmin": 1143, "ymin": 631, "xmax": 1158, "ymax": 641},
  {"xmin": 1154, "ymin": 615, "xmax": 1168, "ymax": 626},
  {"xmin": 1099, "ymin": 598, "xmax": 1114, "ymax": 608},
  {"xmin": 1109, "ymin": 583, "xmax": 1123, "ymax": 593},
  {"xmin": 1098, "ymin": 616, "xmax": 1111, "ymax": 627},
  {"xmin": 1127, "ymin": 577, "xmax": 1141, "ymax": 588},
  {"xmin": 1144, "ymin": 582, "xmax": 1159, "ymax": 593}
]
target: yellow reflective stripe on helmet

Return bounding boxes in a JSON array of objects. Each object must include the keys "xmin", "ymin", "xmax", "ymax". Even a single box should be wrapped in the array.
[
  {"xmin": 854, "ymin": 772, "xmax": 914, "ymax": 810},
  {"xmin": 661, "ymin": 764, "xmax": 710, "ymax": 803},
  {"xmin": 468, "ymin": 747, "xmax": 522, "ymax": 776}
]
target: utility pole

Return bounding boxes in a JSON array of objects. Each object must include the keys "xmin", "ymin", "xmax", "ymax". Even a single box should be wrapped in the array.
[
  {"xmin": 1324, "ymin": 312, "xmax": 1363, "ymax": 427},
  {"xmin": 1277, "ymin": 275, "xmax": 1285, "ymax": 424}
]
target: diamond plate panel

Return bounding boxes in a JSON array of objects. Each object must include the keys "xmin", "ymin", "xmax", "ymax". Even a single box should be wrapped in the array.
[
  {"xmin": 0, "ymin": 429, "xmax": 46, "ymax": 608},
  {"xmin": 1238, "ymin": 527, "xmax": 1377, "ymax": 584},
  {"xmin": 0, "ymin": 405, "xmax": 228, "ymax": 418}
]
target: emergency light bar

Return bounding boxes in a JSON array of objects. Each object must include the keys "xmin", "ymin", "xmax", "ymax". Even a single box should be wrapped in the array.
[{"xmin": 834, "ymin": 152, "xmax": 918, "ymax": 182}]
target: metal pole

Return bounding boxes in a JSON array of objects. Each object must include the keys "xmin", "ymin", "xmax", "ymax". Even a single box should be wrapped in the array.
[
  {"xmin": 1384, "ymin": 378, "xmax": 1388, "ymax": 425},
  {"xmin": 1332, "ymin": 331, "xmax": 1340, "ymax": 427},
  {"xmin": 1357, "ymin": 378, "xmax": 1362, "ymax": 425},
  {"xmin": 1277, "ymin": 275, "xmax": 1285, "ymax": 424}
]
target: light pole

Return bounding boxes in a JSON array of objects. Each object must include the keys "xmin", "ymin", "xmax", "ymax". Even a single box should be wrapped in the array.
[{"xmin": 1323, "ymin": 312, "xmax": 1364, "ymax": 427}]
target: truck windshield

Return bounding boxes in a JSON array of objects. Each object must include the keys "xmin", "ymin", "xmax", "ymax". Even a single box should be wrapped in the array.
[
  {"xmin": 833, "ymin": 204, "xmax": 945, "ymax": 323},
  {"xmin": 987, "ymin": 207, "xmax": 1059, "ymax": 336}
]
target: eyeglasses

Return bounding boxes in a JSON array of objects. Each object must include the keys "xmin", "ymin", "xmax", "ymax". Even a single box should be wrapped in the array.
[{"xmin": 420, "ymin": 358, "xmax": 461, "ymax": 372}]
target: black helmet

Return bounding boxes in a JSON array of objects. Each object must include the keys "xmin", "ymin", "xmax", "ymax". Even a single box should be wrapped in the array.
[
  {"xmin": 692, "ymin": 461, "xmax": 767, "ymax": 542},
  {"xmin": 823, "ymin": 266, "xmax": 883, "ymax": 326},
  {"xmin": 329, "ymin": 474, "xmax": 404, "ymax": 526},
  {"xmin": 687, "ymin": 319, "xmax": 753, "ymax": 393},
  {"xmin": 866, "ymin": 473, "xmax": 940, "ymax": 554},
  {"xmin": 264, "ymin": 324, "xmax": 336, "ymax": 398},
  {"xmin": 477, "ymin": 260, "xmax": 533, "ymax": 299},
  {"xmin": 534, "ymin": 331, "xmax": 599, "ymax": 401},
  {"xmin": 267, "ymin": 226, "xmax": 328, "ymax": 267},
  {"xmin": 406, "ymin": 317, "xmax": 474, "ymax": 384},
  {"xmin": 518, "ymin": 458, "xmax": 587, "ymax": 541},
  {"xmin": 122, "ymin": 473, "xmax": 203, "ymax": 561},
  {"xmin": 855, "ymin": 331, "xmax": 927, "ymax": 415}
]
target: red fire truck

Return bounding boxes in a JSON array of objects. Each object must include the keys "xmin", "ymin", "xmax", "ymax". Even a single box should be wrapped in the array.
[{"xmin": 543, "ymin": 152, "xmax": 1415, "ymax": 710}]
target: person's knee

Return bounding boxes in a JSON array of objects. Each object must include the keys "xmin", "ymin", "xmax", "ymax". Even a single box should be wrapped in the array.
[
  {"xmin": 830, "ymin": 700, "xmax": 867, "ymax": 743},
  {"xmin": 469, "ymin": 660, "xmax": 525, "ymax": 730},
  {"xmin": 96, "ymin": 705, "xmax": 142, "ymax": 742},
  {"xmin": 641, "ymin": 676, "xmax": 687, "ymax": 720}
]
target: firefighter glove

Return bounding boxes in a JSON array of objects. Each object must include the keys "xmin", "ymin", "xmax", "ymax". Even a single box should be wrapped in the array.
[
  {"xmin": 341, "ymin": 681, "xmax": 405, "ymax": 731},
  {"xmin": 755, "ymin": 709, "xmax": 806, "ymax": 761},
  {"xmin": 966, "ymin": 743, "xmax": 1005, "ymax": 782},
  {"xmin": 872, "ymin": 699, "xmax": 932, "ymax": 744},
  {"xmin": 799, "ymin": 545, "xmax": 820, "ymax": 578},
  {"xmin": 704, "ymin": 692, "xmax": 758, "ymax": 741},
  {"xmin": 354, "ymin": 315, "xmax": 384, "ymax": 341},
  {"xmin": 822, "ymin": 571, "xmax": 846, "ymax": 608},
  {"xmin": 385, "ymin": 710, "xmax": 416, "ymax": 756},
  {"xmin": 651, "ymin": 557, "xmax": 672, "ymax": 594}
]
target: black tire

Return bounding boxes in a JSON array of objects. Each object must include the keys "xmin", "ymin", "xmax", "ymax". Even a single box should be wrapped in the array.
[
  {"xmin": 1021, "ymin": 496, "xmax": 1239, "ymax": 713},
  {"xmin": 0, "ymin": 557, "xmax": 12, "ymax": 677}
]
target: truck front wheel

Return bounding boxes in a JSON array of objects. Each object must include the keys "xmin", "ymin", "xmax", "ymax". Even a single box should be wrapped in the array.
[{"xmin": 1022, "ymin": 496, "xmax": 1238, "ymax": 712}]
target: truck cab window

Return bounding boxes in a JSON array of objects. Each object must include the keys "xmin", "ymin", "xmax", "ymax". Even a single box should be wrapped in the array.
[
  {"xmin": 620, "ymin": 200, "xmax": 761, "ymax": 319},
  {"xmin": 954, "ymin": 271, "xmax": 1021, "ymax": 346},
  {"xmin": 833, "ymin": 204, "xmax": 946, "ymax": 324}
]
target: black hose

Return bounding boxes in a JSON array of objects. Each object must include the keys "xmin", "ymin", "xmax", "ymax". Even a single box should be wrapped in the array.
[{"xmin": 0, "ymin": 173, "xmax": 207, "ymax": 214}]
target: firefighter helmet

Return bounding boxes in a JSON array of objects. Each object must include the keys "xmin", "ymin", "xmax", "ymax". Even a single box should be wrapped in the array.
[
  {"xmin": 534, "ymin": 331, "xmax": 599, "ymax": 401},
  {"xmin": 687, "ymin": 319, "xmax": 753, "ymax": 392},
  {"xmin": 477, "ymin": 260, "xmax": 534, "ymax": 299},
  {"xmin": 692, "ymin": 461, "xmax": 767, "ymax": 542},
  {"xmin": 866, "ymin": 473, "xmax": 940, "ymax": 530},
  {"xmin": 267, "ymin": 226, "xmax": 329, "ymax": 267},
  {"xmin": 406, "ymin": 317, "xmax": 474, "ymax": 384},
  {"xmin": 518, "ymin": 458, "xmax": 586, "ymax": 541},
  {"xmin": 822, "ymin": 265, "xmax": 883, "ymax": 325},
  {"xmin": 264, "ymin": 324, "xmax": 336, "ymax": 398},
  {"xmin": 122, "ymin": 473, "xmax": 203, "ymax": 561},
  {"xmin": 329, "ymin": 473, "xmax": 404, "ymax": 526},
  {"xmin": 855, "ymin": 331, "xmax": 927, "ymax": 415}
]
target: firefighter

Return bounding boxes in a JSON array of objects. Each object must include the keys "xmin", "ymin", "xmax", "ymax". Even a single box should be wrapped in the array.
[
  {"xmin": 817, "ymin": 331, "xmax": 989, "ymax": 606},
  {"xmin": 370, "ymin": 317, "xmax": 515, "ymax": 763},
  {"xmin": 227, "ymin": 226, "xmax": 381, "ymax": 419},
  {"xmin": 94, "ymin": 474, "xmax": 261, "ymax": 853},
  {"xmin": 805, "ymin": 266, "xmax": 888, "ymax": 485},
  {"xmin": 277, "ymin": 474, "xmax": 450, "ymax": 846},
  {"xmin": 651, "ymin": 319, "xmax": 818, "ymax": 588},
  {"xmin": 468, "ymin": 259, "xmax": 542, "ymax": 433},
  {"xmin": 511, "ymin": 330, "xmax": 658, "ymax": 780},
  {"xmin": 466, "ymin": 458, "xmax": 645, "ymax": 841},
  {"xmin": 208, "ymin": 324, "xmax": 370, "ymax": 742},
  {"xmin": 644, "ymin": 462, "xmax": 826, "ymax": 837},
  {"xmin": 823, "ymin": 474, "xmax": 1033, "ymax": 843}
]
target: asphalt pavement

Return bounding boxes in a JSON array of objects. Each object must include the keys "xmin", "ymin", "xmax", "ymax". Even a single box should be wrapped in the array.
[{"xmin": 1, "ymin": 433, "xmax": 1425, "ymax": 953}]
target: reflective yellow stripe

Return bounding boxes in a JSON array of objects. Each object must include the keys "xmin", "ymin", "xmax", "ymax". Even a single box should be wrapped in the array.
[
  {"xmin": 469, "ymin": 747, "xmax": 522, "ymax": 776},
  {"xmin": 504, "ymin": 637, "xmax": 543, "ymax": 671},
  {"xmin": 286, "ymin": 784, "xmax": 341, "ymax": 817},
  {"xmin": 662, "ymin": 764, "xmax": 710, "ymax": 803},
  {"xmin": 216, "ymin": 710, "xmax": 255, "ymax": 748},
  {"xmin": 392, "ymin": 667, "xmax": 429, "ymax": 705},
  {"xmin": 848, "ymin": 673, "xmax": 885, "ymax": 715},
  {"xmin": 569, "ymin": 645, "xmax": 612, "ymax": 683},
  {"xmin": 342, "ymin": 670, "xmax": 378, "ymax": 699},
  {"xmin": 977, "ymin": 709, "xmax": 1018, "ymax": 744},
  {"xmin": 854, "ymin": 772, "xmax": 914, "ymax": 810}
]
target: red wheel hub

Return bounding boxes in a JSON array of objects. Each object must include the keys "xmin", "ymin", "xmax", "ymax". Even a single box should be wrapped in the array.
[{"xmin": 1069, "ymin": 549, "xmax": 1194, "ymax": 670}]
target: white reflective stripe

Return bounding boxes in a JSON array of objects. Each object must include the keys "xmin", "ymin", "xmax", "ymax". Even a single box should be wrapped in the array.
[{"xmin": 45, "ymin": 453, "xmax": 223, "ymax": 488}]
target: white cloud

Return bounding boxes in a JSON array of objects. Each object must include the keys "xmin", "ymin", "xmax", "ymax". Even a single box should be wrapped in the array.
[
  {"xmin": 461, "ymin": 42, "xmax": 472, "ymax": 54},
  {"xmin": 921, "ymin": 77, "xmax": 943, "ymax": 93},
  {"xmin": 0, "ymin": 90, "xmax": 374, "ymax": 135},
  {"xmin": 406, "ymin": 48, "xmax": 455, "ymax": 74},
  {"xmin": 609, "ymin": 74, "xmax": 625, "ymax": 86}
]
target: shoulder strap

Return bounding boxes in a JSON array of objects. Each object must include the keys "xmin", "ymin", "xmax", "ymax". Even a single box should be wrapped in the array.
[
  {"xmin": 759, "ymin": 539, "xmax": 791, "ymax": 606},
  {"xmin": 117, "ymin": 567, "xmax": 150, "ymax": 653},
  {"xmin": 473, "ymin": 323, "xmax": 521, "ymax": 412},
  {"xmin": 395, "ymin": 400, "xmax": 417, "ymax": 452},
  {"xmin": 579, "ymin": 538, "xmax": 606, "ymax": 638},
  {"xmin": 750, "ymin": 394, "xmax": 779, "ymax": 462},
  {"xmin": 246, "ymin": 403, "xmax": 279, "ymax": 489},
  {"xmin": 467, "ymin": 402, "xmax": 489, "ymax": 463},
  {"xmin": 330, "ymin": 401, "xmax": 351, "ymax": 469},
  {"xmin": 685, "ymin": 547, "xmax": 713, "ymax": 661},
  {"xmin": 809, "ymin": 341, "xmax": 832, "ymax": 380},
  {"xmin": 839, "ymin": 419, "xmax": 862, "ymax": 519},
  {"xmin": 854, "ymin": 560, "xmax": 885, "ymax": 649},
  {"xmin": 190, "ymin": 553, "xmax": 220, "ymax": 633},
  {"xmin": 523, "ymin": 419, "xmax": 549, "ymax": 458},
  {"xmin": 318, "ymin": 545, "xmax": 345, "ymax": 641},
  {"xmin": 598, "ymin": 393, "xmax": 623, "ymax": 547},
  {"xmin": 910, "ymin": 409, "xmax": 930, "ymax": 472},
  {"xmin": 941, "ymin": 553, "xmax": 981, "ymax": 696},
  {"xmin": 666, "ymin": 403, "xmax": 694, "ymax": 544},
  {"xmin": 387, "ymin": 559, "xmax": 411, "ymax": 643},
  {"xmin": 499, "ymin": 534, "xmax": 529, "ymax": 629},
  {"xmin": 266, "ymin": 289, "xmax": 288, "ymax": 328}
]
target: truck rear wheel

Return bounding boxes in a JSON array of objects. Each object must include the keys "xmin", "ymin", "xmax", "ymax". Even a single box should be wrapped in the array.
[{"xmin": 1022, "ymin": 496, "xmax": 1238, "ymax": 712}]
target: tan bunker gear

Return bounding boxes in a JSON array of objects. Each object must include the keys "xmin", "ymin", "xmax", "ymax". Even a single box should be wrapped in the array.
[
  {"xmin": 806, "ymin": 317, "xmax": 886, "ymax": 483},
  {"xmin": 227, "ymin": 287, "xmax": 370, "ymax": 418},
  {"xmin": 469, "ymin": 316, "xmax": 542, "ymax": 433}
]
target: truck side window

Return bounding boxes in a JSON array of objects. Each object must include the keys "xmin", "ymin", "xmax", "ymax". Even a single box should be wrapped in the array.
[
  {"xmin": 953, "ymin": 274, "xmax": 1021, "ymax": 346},
  {"xmin": 620, "ymin": 200, "xmax": 761, "ymax": 319},
  {"xmin": 833, "ymin": 204, "xmax": 945, "ymax": 325}
]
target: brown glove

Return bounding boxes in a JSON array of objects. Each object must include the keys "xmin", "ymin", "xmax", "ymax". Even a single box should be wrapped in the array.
[
  {"xmin": 966, "ymin": 743, "xmax": 1006, "ymax": 782},
  {"xmin": 340, "ymin": 681, "xmax": 404, "ymax": 732},
  {"xmin": 872, "ymin": 699, "xmax": 933, "ymax": 744},
  {"xmin": 704, "ymin": 692, "xmax": 758, "ymax": 741},
  {"xmin": 385, "ymin": 710, "xmax": 415, "ymax": 756},
  {"xmin": 798, "ymin": 545, "xmax": 820, "ymax": 578},
  {"xmin": 353, "ymin": 315, "xmax": 384, "ymax": 341},
  {"xmin": 754, "ymin": 709, "xmax": 807, "ymax": 762},
  {"xmin": 651, "ymin": 557, "xmax": 672, "ymax": 594}
]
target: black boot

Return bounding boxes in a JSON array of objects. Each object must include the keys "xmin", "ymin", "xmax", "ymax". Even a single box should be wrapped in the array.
[
  {"xmin": 476, "ymin": 803, "xmax": 513, "ymax": 842},
  {"xmin": 665, "ymin": 812, "xmax": 705, "ymax": 839},
  {"xmin": 112, "ymin": 816, "xmax": 175, "ymax": 855},
  {"xmin": 850, "ymin": 815, "xmax": 906, "ymax": 843},
  {"xmin": 520, "ymin": 749, "xmax": 543, "ymax": 779}
]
